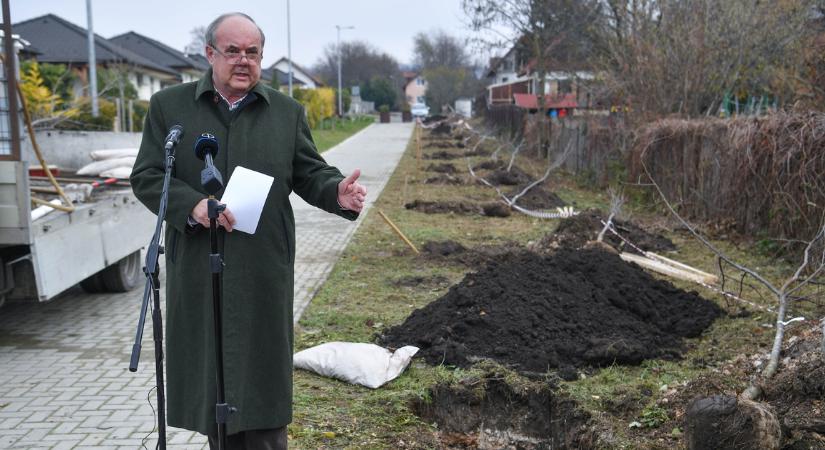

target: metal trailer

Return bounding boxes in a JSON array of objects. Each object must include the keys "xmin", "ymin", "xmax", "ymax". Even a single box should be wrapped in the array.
[
  {"xmin": 0, "ymin": 22, "xmax": 154, "ymax": 307},
  {"xmin": 0, "ymin": 160, "xmax": 155, "ymax": 307}
]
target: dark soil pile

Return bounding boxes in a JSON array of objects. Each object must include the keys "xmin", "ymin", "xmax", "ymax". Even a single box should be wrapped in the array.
[
  {"xmin": 405, "ymin": 200, "xmax": 479, "ymax": 215},
  {"xmin": 762, "ymin": 330, "xmax": 825, "ymax": 449},
  {"xmin": 508, "ymin": 185, "xmax": 567, "ymax": 210},
  {"xmin": 476, "ymin": 162, "xmax": 533, "ymax": 186},
  {"xmin": 432, "ymin": 122, "xmax": 453, "ymax": 135},
  {"xmin": 536, "ymin": 209, "xmax": 676, "ymax": 254},
  {"xmin": 425, "ymin": 174, "xmax": 464, "ymax": 185},
  {"xmin": 423, "ymin": 115, "xmax": 447, "ymax": 124},
  {"xmin": 426, "ymin": 163, "xmax": 458, "ymax": 174},
  {"xmin": 426, "ymin": 150, "xmax": 460, "ymax": 160},
  {"xmin": 421, "ymin": 240, "xmax": 524, "ymax": 268},
  {"xmin": 380, "ymin": 248, "xmax": 723, "ymax": 372},
  {"xmin": 427, "ymin": 141, "xmax": 464, "ymax": 149}
]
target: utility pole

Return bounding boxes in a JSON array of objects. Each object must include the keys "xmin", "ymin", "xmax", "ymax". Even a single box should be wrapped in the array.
[
  {"xmin": 286, "ymin": 0, "xmax": 292, "ymax": 97},
  {"xmin": 86, "ymin": 0, "xmax": 98, "ymax": 117},
  {"xmin": 335, "ymin": 25, "xmax": 353, "ymax": 117}
]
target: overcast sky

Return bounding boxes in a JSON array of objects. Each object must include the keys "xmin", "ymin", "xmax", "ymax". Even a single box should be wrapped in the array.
[{"xmin": 8, "ymin": 0, "xmax": 479, "ymax": 70}]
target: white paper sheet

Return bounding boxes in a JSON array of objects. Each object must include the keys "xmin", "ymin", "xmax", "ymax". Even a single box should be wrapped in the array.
[{"xmin": 219, "ymin": 166, "xmax": 274, "ymax": 234}]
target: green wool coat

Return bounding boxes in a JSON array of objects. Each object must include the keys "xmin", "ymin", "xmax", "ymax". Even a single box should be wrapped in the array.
[{"xmin": 130, "ymin": 70, "xmax": 357, "ymax": 436}]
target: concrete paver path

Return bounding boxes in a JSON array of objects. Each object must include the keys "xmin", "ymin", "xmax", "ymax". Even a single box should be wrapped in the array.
[{"xmin": 0, "ymin": 121, "xmax": 413, "ymax": 449}]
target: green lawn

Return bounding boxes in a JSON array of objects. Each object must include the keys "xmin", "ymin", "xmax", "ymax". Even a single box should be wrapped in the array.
[{"xmin": 311, "ymin": 116, "xmax": 375, "ymax": 153}]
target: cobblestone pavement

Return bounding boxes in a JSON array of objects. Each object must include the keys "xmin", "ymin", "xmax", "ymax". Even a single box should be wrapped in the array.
[{"xmin": 0, "ymin": 121, "xmax": 413, "ymax": 449}]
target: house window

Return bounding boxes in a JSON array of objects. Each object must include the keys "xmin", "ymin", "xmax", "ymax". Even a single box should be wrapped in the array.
[
  {"xmin": 501, "ymin": 77, "xmax": 508, "ymax": 83},
  {"xmin": 416, "ymin": 78, "xmax": 425, "ymax": 85},
  {"xmin": 558, "ymin": 79, "xmax": 573, "ymax": 94},
  {"xmin": 137, "ymin": 74, "xmax": 143, "ymax": 85},
  {"xmin": 417, "ymin": 96, "xmax": 425, "ymax": 103}
]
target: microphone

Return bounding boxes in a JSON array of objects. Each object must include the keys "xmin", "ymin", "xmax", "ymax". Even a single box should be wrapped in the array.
[
  {"xmin": 194, "ymin": 132, "xmax": 224, "ymax": 194},
  {"xmin": 164, "ymin": 124, "xmax": 183, "ymax": 151}
]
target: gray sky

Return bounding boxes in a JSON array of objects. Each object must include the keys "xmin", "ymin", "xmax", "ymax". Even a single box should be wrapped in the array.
[{"xmin": 8, "ymin": 0, "xmax": 474, "ymax": 69}]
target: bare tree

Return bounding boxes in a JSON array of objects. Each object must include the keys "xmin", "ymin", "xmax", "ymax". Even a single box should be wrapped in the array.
[
  {"xmin": 592, "ymin": 0, "xmax": 818, "ymax": 118},
  {"xmin": 312, "ymin": 40, "xmax": 400, "ymax": 89},
  {"xmin": 412, "ymin": 30, "xmax": 483, "ymax": 112},
  {"xmin": 184, "ymin": 26, "xmax": 207, "ymax": 56},
  {"xmin": 463, "ymin": 0, "xmax": 602, "ymax": 154},
  {"xmin": 412, "ymin": 30, "xmax": 471, "ymax": 70}
]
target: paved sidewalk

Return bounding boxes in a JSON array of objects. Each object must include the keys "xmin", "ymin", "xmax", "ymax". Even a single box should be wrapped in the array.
[{"xmin": 0, "ymin": 121, "xmax": 413, "ymax": 449}]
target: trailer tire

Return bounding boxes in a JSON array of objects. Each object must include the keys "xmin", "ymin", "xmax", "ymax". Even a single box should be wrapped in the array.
[
  {"xmin": 79, "ymin": 272, "xmax": 107, "ymax": 293},
  {"xmin": 101, "ymin": 251, "xmax": 142, "ymax": 292}
]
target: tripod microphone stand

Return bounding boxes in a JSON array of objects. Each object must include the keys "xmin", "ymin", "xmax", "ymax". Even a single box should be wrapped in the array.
[
  {"xmin": 129, "ymin": 124, "xmax": 183, "ymax": 450},
  {"xmin": 195, "ymin": 133, "xmax": 235, "ymax": 450}
]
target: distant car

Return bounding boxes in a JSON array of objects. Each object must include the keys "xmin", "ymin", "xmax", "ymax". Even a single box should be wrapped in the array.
[{"xmin": 411, "ymin": 103, "xmax": 430, "ymax": 117}]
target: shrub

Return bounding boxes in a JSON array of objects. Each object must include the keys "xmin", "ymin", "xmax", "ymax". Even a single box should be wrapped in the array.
[
  {"xmin": 294, "ymin": 87, "xmax": 336, "ymax": 128},
  {"xmin": 56, "ymin": 97, "xmax": 116, "ymax": 131}
]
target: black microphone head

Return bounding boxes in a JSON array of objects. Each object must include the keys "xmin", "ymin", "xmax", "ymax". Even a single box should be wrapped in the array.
[
  {"xmin": 194, "ymin": 132, "xmax": 219, "ymax": 160},
  {"xmin": 164, "ymin": 124, "xmax": 184, "ymax": 149}
]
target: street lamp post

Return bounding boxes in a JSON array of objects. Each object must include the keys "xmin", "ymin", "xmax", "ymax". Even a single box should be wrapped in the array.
[
  {"xmin": 335, "ymin": 25, "xmax": 354, "ymax": 117},
  {"xmin": 86, "ymin": 0, "xmax": 98, "ymax": 117},
  {"xmin": 286, "ymin": 0, "xmax": 293, "ymax": 97}
]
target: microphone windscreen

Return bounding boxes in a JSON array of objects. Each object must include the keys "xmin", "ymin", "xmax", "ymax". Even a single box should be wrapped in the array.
[{"xmin": 194, "ymin": 133, "xmax": 219, "ymax": 160}]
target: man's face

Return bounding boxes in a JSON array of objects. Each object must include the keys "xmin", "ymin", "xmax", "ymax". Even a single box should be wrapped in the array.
[{"xmin": 206, "ymin": 15, "xmax": 263, "ymax": 98}]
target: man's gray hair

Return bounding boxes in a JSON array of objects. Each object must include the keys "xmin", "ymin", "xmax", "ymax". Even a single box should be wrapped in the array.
[{"xmin": 205, "ymin": 12, "xmax": 266, "ymax": 48}]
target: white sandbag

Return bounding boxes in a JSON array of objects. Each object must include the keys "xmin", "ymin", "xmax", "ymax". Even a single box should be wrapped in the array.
[
  {"xmin": 76, "ymin": 157, "xmax": 136, "ymax": 176},
  {"xmin": 99, "ymin": 166, "xmax": 134, "ymax": 179},
  {"xmin": 90, "ymin": 148, "xmax": 139, "ymax": 160},
  {"xmin": 293, "ymin": 342, "xmax": 419, "ymax": 389}
]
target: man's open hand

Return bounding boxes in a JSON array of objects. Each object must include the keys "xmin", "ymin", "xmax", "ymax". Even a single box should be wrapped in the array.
[{"xmin": 337, "ymin": 169, "xmax": 367, "ymax": 212}]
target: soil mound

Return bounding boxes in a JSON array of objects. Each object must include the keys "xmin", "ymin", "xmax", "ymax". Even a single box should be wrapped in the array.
[
  {"xmin": 426, "ymin": 150, "xmax": 460, "ymax": 160},
  {"xmin": 380, "ymin": 248, "xmax": 722, "ymax": 372},
  {"xmin": 425, "ymin": 163, "xmax": 458, "ymax": 174},
  {"xmin": 405, "ymin": 200, "xmax": 479, "ymax": 215},
  {"xmin": 536, "ymin": 209, "xmax": 676, "ymax": 254},
  {"xmin": 425, "ymin": 174, "xmax": 464, "ymax": 185},
  {"xmin": 508, "ymin": 185, "xmax": 567, "ymax": 210},
  {"xmin": 421, "ymin": 240, "xmax": 525, "ymax": 267}
]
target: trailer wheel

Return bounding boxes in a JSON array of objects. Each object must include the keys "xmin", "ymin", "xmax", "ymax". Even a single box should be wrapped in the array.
[
  {"xmin": 101, "ymin": 251, "xmax": 143, "ymax": 292},
  {"xmin": 79, "ymin": 272, "xmax": 107, "ymax": 293}
]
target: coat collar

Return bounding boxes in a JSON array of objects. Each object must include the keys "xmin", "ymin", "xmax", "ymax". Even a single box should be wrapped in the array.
[{"xmin": 194, "ymin": 68, "xmax": 271, "ymax": 105}]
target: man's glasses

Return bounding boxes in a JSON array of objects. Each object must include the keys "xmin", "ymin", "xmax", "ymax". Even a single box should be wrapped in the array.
[{"xmin": 210, "ymin": 46, "xmax": 261, "ymax": 64}]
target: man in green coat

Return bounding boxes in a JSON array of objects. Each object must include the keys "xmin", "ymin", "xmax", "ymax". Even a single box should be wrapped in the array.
[{"xmin": 130, "ymin": 12, "xmax": 366, "ymax": 449}]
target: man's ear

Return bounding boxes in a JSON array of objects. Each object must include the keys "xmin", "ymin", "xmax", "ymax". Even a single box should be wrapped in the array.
[{"xmin": 205, "ymin": 46, "xmax": 215, "ymax": 64}]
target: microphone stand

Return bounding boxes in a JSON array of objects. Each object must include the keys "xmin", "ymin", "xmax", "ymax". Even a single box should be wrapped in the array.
[
  {"xmin": 129, "ymin": 139, "xmax": 178, "ymax": 450},
  {"xmin": 202, "ymin": 157, "xmax": 235, "ymax": 450}
]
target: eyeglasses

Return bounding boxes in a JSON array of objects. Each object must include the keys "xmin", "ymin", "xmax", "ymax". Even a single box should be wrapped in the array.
[{"xmin": 209, "ymin": 45, "xmax": 261, "ymax": 64}]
